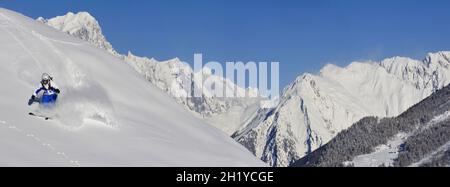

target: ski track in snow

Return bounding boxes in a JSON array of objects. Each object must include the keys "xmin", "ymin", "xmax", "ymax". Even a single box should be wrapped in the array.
[
  {"xmin": 0, "ymin": 12, "xmax": 44, "ymax": 70},
  {"xmin": 31, "ymin": 30, "xmax": 82, "ymax": 46},
  {"xmin": 0, "ymin": 119, "xmax": 80, "ymax": 166},
  {"xmin": 0, "ymin": 12, "xmax": 81, "ymax": 46},
  {"xmin": 0, "ymin": 11, "xmax": 84, "ymax": 84}
]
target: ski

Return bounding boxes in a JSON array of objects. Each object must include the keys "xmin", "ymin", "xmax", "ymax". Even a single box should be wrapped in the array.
[{"xmin": 28, "ymin": 112, "xmax": 52, "ymax": 120}]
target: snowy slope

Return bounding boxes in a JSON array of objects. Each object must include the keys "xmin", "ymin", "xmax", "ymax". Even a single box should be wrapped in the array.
[
  {"xmin": 235, "ymin": 51, "xmax": 450, "ymax": 167},
  {"xmin": 0, "ymin": 8, "xmax": 265, "ymax": 166},
  {"xmin": 39, "ymin": 12, "xmax": 262, "ymax": 135}
]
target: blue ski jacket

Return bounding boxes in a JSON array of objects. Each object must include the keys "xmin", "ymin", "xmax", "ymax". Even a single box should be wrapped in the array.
[{"xmin": 33, "ymin": 80, "xmax": 60, "ymax": 97}]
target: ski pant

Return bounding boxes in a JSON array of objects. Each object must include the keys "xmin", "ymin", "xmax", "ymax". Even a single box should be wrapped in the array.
[{"xmin": 41, "ymin": 94, "xmax": 58, "ymax": 106}]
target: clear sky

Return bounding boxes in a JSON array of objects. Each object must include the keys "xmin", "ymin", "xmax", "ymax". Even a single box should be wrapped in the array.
[{"xmin": 1, "ymin": 0, "xmax": 450, "ymax": 87}]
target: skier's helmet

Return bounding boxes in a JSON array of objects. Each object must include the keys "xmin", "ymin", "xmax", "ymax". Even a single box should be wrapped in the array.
[{"xmin": 41, "ymin": 73, "xmax": 51, "ymax": 85}]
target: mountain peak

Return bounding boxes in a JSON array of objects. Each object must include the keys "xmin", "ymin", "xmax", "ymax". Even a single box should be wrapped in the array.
[
  {"xmin": 126, "ymin": 51, "xmax": 157, "ymax": 64},
  {"xmin": 319, "ymin": 63, "xmax": 343, "ymax": 77},
  {"xmin": 60, "ymin": 11, "xmax": 96, "ymax": 22},
  {"xmin": 65, "ymin": 11, "xmax": 75, "ymax": 16},
  {"xmin": 72, "ymin": 11, "xmax": 93, "ymax": 17},
  {"xmin": 169, "ymin": 57, "xmax": 181, "ymax": 62},
  {"xmin": 381, "ymin": 56, "xmax": 424, "ymax": 71},
  {"xmin": 425, "ymin": 51, "xmax": 450, "ymax": 66},
  {"xmin": 36, "ymin": 16, "xmax": 46, "ymax": 23},
  {"xmin": 426, "ymin": 51, "xmax": 450, "ymax": 57},
  {"xmin": 46, "ymin": 11, "xmax": 99, "ymax": 30},
  {"xmin": 382, "ymin": 56, "xmax": 418, "ymax": 64},
  {"xmin": 39, "ymin": 11, "xmax": 119, "ymax": 56}
]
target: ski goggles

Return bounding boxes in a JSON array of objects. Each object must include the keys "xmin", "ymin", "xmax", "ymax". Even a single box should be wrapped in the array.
[{"xmin": 42, "ymin": 79, "xmax": 49, "ymax": 85}]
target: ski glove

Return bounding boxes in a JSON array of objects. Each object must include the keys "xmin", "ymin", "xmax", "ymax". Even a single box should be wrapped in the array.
[
  {"xmin": 28, "ymin": 95, "xmax": 36, "ymax": 106},
  {"xmin": 51, "ymin": 87, "xmax": 60, "ymax": 94}
]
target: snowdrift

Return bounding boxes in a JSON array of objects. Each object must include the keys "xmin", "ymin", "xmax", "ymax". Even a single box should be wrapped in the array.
[{"xmin": 0, "ymin": 8, "xmax": 264, "ymax": 166}]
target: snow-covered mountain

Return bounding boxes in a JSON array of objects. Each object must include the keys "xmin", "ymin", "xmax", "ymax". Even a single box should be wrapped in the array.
[
  {"xmin": 292, "ymin": 82, "xmax": 450, "ymax": 167},
  {"xmin": 38, "ymin": 12, "xmax": 262, "ymax": 135},
  {"xmin": 0, "ymin": 8, "xmax": 264, "ymax": 166},
  {"xmin": 37, "ymin": 12, "xmax": 119, "ymax": 57},
  {"xmin": 234, "ymin": 51, "xmax": 450, "ymax": 167},
  {"xmin": 123, "ymin": 52, "xmax": 262, "ymax": 134}
]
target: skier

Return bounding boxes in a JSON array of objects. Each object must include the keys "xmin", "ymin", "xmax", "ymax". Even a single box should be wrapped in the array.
[{"xmin": 28, "ymin": 73, "xmax": 61, "ymax": 106}]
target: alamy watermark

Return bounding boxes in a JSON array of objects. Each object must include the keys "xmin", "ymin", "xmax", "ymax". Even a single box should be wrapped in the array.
[{"xmin": 171, "ymin": 53, "xmax": 280, "ymax": 108}]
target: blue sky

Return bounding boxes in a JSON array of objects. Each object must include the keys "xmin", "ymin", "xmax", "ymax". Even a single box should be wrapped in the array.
[{"xmin": 1, "ymin": 0, "xmax": 450, "ymax": 87}]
